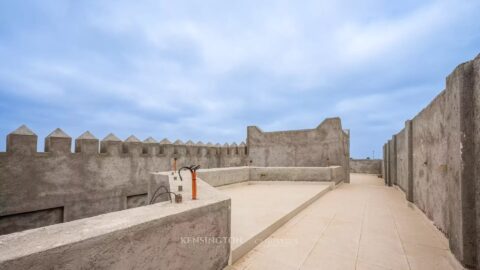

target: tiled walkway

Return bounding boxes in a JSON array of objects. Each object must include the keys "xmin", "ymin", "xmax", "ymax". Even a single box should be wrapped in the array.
[
  {"xmin": 231, "ymin": 174, "xmax": 462, "ymax": 270},
  {"xmin": 219, "ymin": 182, "xmax": 330, "ymax": 252}
]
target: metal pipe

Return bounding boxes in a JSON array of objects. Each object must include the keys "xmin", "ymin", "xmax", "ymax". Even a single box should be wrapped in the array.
[
  {"xmin": 192, "ymin": 170, "xmax": 197, "ymax": 200},
  {"xmin": 178, "ymin": 165, "xmax": 200, "ymax": 200}
]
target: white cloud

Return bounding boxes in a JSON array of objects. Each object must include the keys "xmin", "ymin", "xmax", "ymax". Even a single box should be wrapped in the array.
[{"xmin": 0, "ymin": 0, "xmax": 479, "ymax": 156}]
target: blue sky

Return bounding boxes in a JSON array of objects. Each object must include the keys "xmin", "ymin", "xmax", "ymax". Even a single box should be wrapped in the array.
[{"xmin": 0, "ymin": 0, "xmax": 479, "ymax": 158}]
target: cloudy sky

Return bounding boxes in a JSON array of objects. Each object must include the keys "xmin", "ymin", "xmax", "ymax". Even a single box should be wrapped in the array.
[{"xmin": 0, "ymin": 0, "xmax": 479, "ymax": 157}]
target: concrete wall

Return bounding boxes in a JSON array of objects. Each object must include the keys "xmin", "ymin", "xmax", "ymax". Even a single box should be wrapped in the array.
[
  {"xmin": 247, "ymin": 117, "xmax": 350, "ymax": 183},
  {"xmin": 196, "ymin": 166, "xmax": 345, "ymax": 187},
  {"xmin": 383, "ymin": 54, "xmax": 480, "ymax": 268},
  {"xmin": 0, "ymin": 179, "xmax": 231, "ymax": 270},
  {"xmin": 349, "ymin": 159, "xmax": 382, "ymax": 174},
  {"xmin": 473, "ymin": 55, "xmax": 480, "ymax": 270},
  {"xmin": 0, "ymin": 129, "xmax": 246, "ymax": 235},
  {"xmin": 395, "ymin": 129, "xmax": 408, "ymax": 192},
  {"xmin": 0, "ymin": 117, "xmax": 349, "ymax": 236}
]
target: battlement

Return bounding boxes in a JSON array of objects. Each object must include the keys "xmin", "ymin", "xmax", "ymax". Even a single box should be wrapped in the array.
[{"xmin": 2, "ymin": 125, "xmax": 247, "ymax": 158}]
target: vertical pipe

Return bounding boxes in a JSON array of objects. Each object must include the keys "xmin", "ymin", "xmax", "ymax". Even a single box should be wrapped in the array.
[{"xmin": 192, "ymin": 171, "xmax": 197, "ymax": 200}]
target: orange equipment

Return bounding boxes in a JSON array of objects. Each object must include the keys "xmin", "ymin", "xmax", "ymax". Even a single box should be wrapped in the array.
[
  {"xmin": 192, "ymin": 170, "xmax": 197, "ymax": 200},
  {"xmin": 178, "ymin": 165, "xmax": 201, "ymax": 200}
]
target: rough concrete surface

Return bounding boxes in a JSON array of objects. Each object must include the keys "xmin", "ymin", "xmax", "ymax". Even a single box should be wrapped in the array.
[
  {"xmin": 0, "ymin": 131, "xmax": 246, "ymax": 235},
  {"xmin": 0, "ymin": 178, "xmax": 231, "ymax": 270},
  {"xmin": 1, "ymin": 117, "xmax": 350, "ymax": 235},
  {"xmin": 395, "ymin": 128, "xmax": 407, "ymax": 192}
]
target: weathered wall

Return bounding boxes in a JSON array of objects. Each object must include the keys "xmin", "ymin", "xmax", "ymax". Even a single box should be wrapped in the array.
[
  {"xmin": 383, "ymin": 54, "xmax": 480, "ymax": 268},
  {"xmin": 473, "ymin": 55, "xmax": 480, "ymax": 270},
  {"xmin": 247, "ymin": 117, "xmax": 350, "ymax": 183},
  {"xmin": 349, "ymin": 159, "xmax": 382, "ymax": 174},
  {"xmin": 0, "ymin": 179, "xmax": 231, "ymax": 270},
  {"xmin": 0, "ymin": 129, "xmax": 246, "ymax": 235},
  {"xmin": 395, "ymin": 129, "xmax": 408, "ymax": 192},
  {"xmin": 0, "ymin": 117, "xmax": 349, "ymax": 236},
  {"xmin": 411, "ymin": 89, "xmax": 460, "ymax": 241}
]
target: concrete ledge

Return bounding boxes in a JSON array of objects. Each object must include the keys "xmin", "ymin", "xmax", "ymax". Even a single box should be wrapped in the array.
[
  {"xmin": 248, "ymin": 166, "xmax": 345, "ymax": 183},
  {"xmin": 197, "ymin": 167, "xmax": 250, "ymax": 187},
  {"xmin": 0, "ymin": 179, "xmax": 231, "ymax": 270},
  {"xmin": 197, "ymin": 166, "xmax": 345, "ymax": 187}
]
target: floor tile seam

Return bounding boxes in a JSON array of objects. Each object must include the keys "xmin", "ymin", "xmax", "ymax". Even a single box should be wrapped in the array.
[
  {"xmin": 296, "ymin": 213, "xmax": 338, "ymax": 270},
  {"xmin": 387, "ymin": 198, "xmax": 413, "ymax": 270},
  {"xmin": 354, "ymin": 195, "xmax": 369, "ymax": 270}
]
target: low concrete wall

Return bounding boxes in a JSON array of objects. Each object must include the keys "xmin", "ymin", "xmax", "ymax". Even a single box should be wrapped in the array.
[
  {"xmin": 383, "ymin": 54, "xmax": 480, "ymax": 268},
  {"xmin": 249, "ymin": 166, "xmax": 344, "ymax": 183},
  {"xmin": 197, "ymin": 167, "xmax": 250, "ymax": 187},
  {"xmin": 0, "ymin": 179, "xmax": 231, "ymax": 270},
  {"xmin": 349, "ymin": 159, "xmax": 382, "ymax": 174},
  {"xmin": 196, "ymin": 166, "xmax": 345, "ymax": 186}
]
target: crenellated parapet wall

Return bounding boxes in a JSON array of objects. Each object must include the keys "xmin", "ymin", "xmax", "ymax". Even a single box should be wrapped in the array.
[
  {"xmin": 0, "ymin": 117, "xmax": 349, "ymax": 236},
  {"xmin": 0, "ymin": 125, "xmax": 248, "ymax": 235}
]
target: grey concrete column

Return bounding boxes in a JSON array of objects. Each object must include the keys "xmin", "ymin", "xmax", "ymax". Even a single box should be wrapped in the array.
[
  {"xmin": 473, "ymin": 55, "xmax": 480, "ymax": 270},
  {"xmin": 447, "ymin": 59, "xmax": 479, "ymax": 269},
  {"xmin": 454, "ymin": 61, "xmax": 476, "ymax": 268},
  {"xmin": 392, "ymin": 135, "xmax": 397, "ymax": 186},
  {"xmin": 405, "ymin": 120, "xmax": 414, "ymax": 202},
  {"xmin": 382, "ymin": 144, "xmax": 387, "ymax": 181},
  {"xmin": 387, "ymin": 139, "xmax": 392, "ymax": 186}
]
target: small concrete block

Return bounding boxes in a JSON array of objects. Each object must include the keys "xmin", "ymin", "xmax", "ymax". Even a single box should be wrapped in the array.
[
  {"xmin": 143, "ymin": 137, "xmax": 157, "ymax": 144},
  {"xmin": 75, "ymin": 131, "xmax": 99, "ymax": 154},
  {"xmin": 142, "ymin": 137, "xmax": 158, "ymax": 155},
  {"xmin": 123, "ymin": 135, "xmax": 142, "ymax": 155},
  {"xmin": 173, "ymin": 139, "xmax": 184, "ymax": 145},
  {"xmin": 6, "ymin": 125, "xmax": 37, "ymax": 154},
  {"xmin": 159, "ymin": 138, "xmax": 171, "ymax": 145},
  {"xmin": 45, "ymin": 128, "xmax": 72, "ymax": 153},
  {"xmin": 100, "ymin": 133, "xmax": 122, "ymax": 155}
]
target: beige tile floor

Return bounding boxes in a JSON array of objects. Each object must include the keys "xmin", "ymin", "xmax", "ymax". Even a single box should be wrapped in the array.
[
  {"xmin": 219, "ymin": 182, "xmax": 330, "ymax": 251},
  {"xmin": 231, "ymin": 174, "xmax": 463, "ymax": 270}
]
